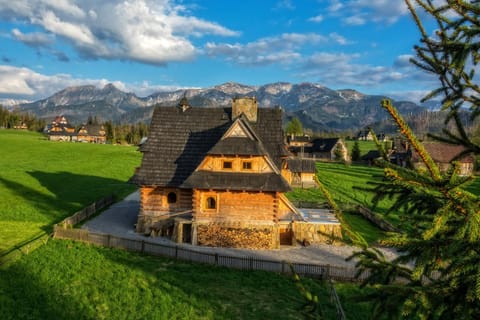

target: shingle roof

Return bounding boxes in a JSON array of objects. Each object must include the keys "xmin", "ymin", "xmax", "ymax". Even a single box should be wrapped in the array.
[
  {"xmin": 131, "ymin": 105, "xmax": 288, "ymax": 190},
  {"xmin": 311, "ymin": 138, "xmax": 340, "ymax": 153},
  {"xmin": 208, "ymin": 137, "xmax": 266, "ymax": 156},
  {"xmin": 411, "ymin": 142, "xmax": 475, "ymax": 163},
  {"xmin": 287, "ymin": 159, "xmax": 317, "ymax": 173},
  {"xmin": 182, "ymin": 171, "xmax": 290, "ymax": 192}
]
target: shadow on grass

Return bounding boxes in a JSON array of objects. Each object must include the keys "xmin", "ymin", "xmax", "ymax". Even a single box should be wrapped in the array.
[{"xmin": 0, "ymin": 171, "xmax": 132, "ymax": 226}]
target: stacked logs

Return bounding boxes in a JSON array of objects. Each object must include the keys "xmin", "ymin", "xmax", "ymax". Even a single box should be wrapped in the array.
[{"xmin": 197, "ymin": 224, "xmax": 273, "ymax": 249}]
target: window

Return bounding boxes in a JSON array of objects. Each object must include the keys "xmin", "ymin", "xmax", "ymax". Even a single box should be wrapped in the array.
[
  {"xmin": 167, "ymin": 192, "xmax": 177, "ymax": 204},
  {"xmin": 223, "ymin": 161, "xmax": 233, "ymax": 169},
  {"xmin": 206, "ymin": 197, "xmax": 216, "ymax": 209},
  {"xmin": 242, "ymin": 161, "xmax": 252, "ymax": 170}
]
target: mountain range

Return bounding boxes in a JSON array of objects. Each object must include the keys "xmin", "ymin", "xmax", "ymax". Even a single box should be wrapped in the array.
[{"xmin": 15, "ymin": 82, "xmax": 428, "ymax": 133}]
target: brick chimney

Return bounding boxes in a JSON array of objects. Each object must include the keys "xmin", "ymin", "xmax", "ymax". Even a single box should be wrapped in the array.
[{"xmin": 232, "ymin": 97, "xmax": 258, "ymax": 122}]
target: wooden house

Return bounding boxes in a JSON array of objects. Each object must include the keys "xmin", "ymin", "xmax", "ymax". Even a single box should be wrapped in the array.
[
  {"xmin": 411, "ymin": 142, "xmax": 475, "ymax": 176},
  {"xmin": 76, "ymin": 124, "xmax": 107, "ymax": 144},
  {"xmin": 130, "ymin": 97, "xmax": 341, "ymax": 249},
  {"xmin": 45, "ymin": 116, "xmax": 76, "ymax": 141},
  {"xmin": 284, "ymin": 158, "xmax": 317, "ymax": 188},
  {"xmin": 310, "ymin": 138, "xmax": 348, "ymax": 161},
  {"xmin": 45, "ymin": 116, "xmax": 106, "ymax": 143}
]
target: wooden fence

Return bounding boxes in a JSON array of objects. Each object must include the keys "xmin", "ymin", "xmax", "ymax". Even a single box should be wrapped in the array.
[
  {"xmin": 53, "ymin": 228, "xmax": 369, "ymax": 282},
  {"xmin": 56, "ymin": 195, "xmax": 115, "ymax": 227}
]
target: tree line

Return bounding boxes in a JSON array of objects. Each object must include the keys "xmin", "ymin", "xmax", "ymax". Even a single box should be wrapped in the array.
[
  {"xmin": 1, "ymin": 106, "xmax": 149, "ymax": 145},
  {"xmin": 0, "ymin": 106, "xmax": 46, "ymax": 132}
]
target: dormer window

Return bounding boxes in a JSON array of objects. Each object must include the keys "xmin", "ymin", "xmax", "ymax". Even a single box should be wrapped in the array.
[
  {"xmin": 223, "ymin": 161, "xmax": 233, "ymax": 169},
  {"xmin": 242, "ymin": 161, "xmax": 252, "ymax": 170}
]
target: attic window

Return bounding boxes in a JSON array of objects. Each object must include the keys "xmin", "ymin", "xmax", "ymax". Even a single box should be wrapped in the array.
[
  {"xmin": 223, "ymin": 161, "xmax": 233, "ymax": 169},
  {"xmin": 242, "ymin": 161, "xmax": 252, "ymax": 170},
  {"xmin": 167, "ymin": 192, "xmax": 177, "ymax": 204}
]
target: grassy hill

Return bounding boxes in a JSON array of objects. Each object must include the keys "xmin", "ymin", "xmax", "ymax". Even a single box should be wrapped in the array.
[
  {"xmin": 0, "ymin": 239, "xmax": 378, "ymax": 319},
  {"xmin": 0, "ymin": 130, "xmax": 141, "ymax": 253}
]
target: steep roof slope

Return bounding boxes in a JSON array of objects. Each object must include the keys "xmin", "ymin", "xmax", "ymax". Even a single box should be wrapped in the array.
[{"xmin": 131, "ymin": 105, "xmax": 287, "ymax": 188}]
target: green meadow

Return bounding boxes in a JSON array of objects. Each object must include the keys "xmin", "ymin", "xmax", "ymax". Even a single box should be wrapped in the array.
[
  {"xmin": 0, "ymin": 130, "xmax": 141, "ymax": 253},
  {"xmin": 0, "ymin": 239, "xmax": 377, "ymax": 320}
]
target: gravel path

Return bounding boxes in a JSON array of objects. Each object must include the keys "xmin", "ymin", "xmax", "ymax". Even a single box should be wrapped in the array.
[{"xmin": 82, "ymin": 190, "xmax": 398, "ymax": 268}]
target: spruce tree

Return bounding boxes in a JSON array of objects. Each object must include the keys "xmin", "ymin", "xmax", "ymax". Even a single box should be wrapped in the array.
[
  {"xmin": 351, "ymin": 140, "xmax": 361, "ymax": 162},
  {"xmin": 350, "ymin": 1, "xmax": 480, "ymax": 318}
]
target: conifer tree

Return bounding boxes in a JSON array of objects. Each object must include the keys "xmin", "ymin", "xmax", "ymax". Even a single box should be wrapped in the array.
[
  {"xmin": 350, "ymin": 1, "xmax": 480, "ymax": 318},
  {"xmin": 351, "ymin": 140, "xmax": 361, "ymax": 162}
]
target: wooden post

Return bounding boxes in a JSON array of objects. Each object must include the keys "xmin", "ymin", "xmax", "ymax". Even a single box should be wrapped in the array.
[{"xmin": 141, "ymin": 240, "xmax": 145, "ymax": 253}]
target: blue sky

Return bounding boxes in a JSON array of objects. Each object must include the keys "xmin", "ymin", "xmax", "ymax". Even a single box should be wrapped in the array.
[{"xmin": 0, "ymin": 0, "xmax": 441, "ymax": 104}]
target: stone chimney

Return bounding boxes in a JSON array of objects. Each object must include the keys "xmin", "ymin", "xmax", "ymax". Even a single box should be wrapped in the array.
[{"xmin": 232, "ymin": 97, "xmax": 258, "ymax": 122}]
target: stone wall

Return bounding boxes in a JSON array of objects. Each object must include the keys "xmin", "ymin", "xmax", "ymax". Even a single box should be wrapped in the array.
[{"xmin": 292, "ymin": 221, "xmax": 342, "ymax": 245}]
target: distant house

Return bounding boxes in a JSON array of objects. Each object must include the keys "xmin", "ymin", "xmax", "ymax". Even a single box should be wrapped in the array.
[
  {"xmin": 411, "ymin": 142, "xmax": 475, "ymax": 176},
  {"xmin": 287, "ymin": 136, "xmax": 348, "ymax": 162},
  {"xmin": 357, "ymin": 130, "xmax": 374, "ymax": 141},
  {"xmin": 45, "ymin": 116, "xmax": 106, "ymax": 143},
  {"xmin": 310, "ymin": 138, "xmax": 348, "ymax": 161},
  {"xmin": 357, "ymin": 129, "xmax": 386, "ymax": 142},
  {"xmin": 130, "ymin": 97, "xmax": 341, "ymax": 249},
  {"xmin": 286, "ymin": 135, "xmax": 312, "ymax": 158},
  {"xmin": 284, "ymin": 158, "xmax": 317, "ymax": 188},
  {"xmin": 76, "ymin": 124, "xmax": 107, "ymax": 144},
  {"xmin": 45, "ymin": 116, "xmax": 76, "ymax": 141},
  {"xmin": 389, "ymin": 138, "xmax": 411, "ymax": 167}
]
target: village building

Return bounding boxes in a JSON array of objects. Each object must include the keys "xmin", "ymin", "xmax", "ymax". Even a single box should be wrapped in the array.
[
  {"xmin": 45, "ymin": 116, "xmax": 106, "ymax": 143},
  {"xmin": 411, "ymin": 142, "xmax": 475, "ymax": 176},
  {"xmin": 287, "ymin": 136, "xmax": 348, "ymax": 162},
  {"xmin": 283, "ymin": 158, "xmax": 318, "ymax": 188},
  {"xmin": 130, "ymin": 97, "xmax": 341, "ymax": 249},
  {"xmin": 310, "ymin": 138, "xmax": 348, "ymax": 161}
]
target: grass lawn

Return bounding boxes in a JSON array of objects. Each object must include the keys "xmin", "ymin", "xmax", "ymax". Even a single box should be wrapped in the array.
[
  {"xmin": 0, "ymin": 130, "xmax": 141, "ymax": 253},
  {"xmin": 0, "ymin": 239, "xmax": 375, "ymax": 320},
  {"xmin": 344, "ymin": 140, "xmax": 379, "ymax": 158}
]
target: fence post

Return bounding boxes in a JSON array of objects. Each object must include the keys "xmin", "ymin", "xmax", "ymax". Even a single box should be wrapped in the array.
[
  {"xmin": 249, "ymin": 256, "xmax": 254, "ymax": 270},
  {"xmin": 107, "ymin": 234, "xmax": 111, "ymax": 248},
  {"xmin": 141, "ymin": 240, "xmax": 145, "ymax": 253},
  {"xmin": 281, "ymin": 260, "xmax": 286, "ymax": 274},
  {"xmin": 215, "ymin": 253, "xmax": 219, "ymax": 265},
  {"xmin": 175, "ymin": 245, "xmax": 178, "ymax": 259}
]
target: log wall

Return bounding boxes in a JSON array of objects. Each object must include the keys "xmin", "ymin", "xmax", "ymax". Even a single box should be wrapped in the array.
[
  {"xmin": 194, "ymin": 190, "xmax": 277, "ymax": 222},
  {"xmin": 136, "ymin": 186, "xmax": 192, "ymax": 233}
]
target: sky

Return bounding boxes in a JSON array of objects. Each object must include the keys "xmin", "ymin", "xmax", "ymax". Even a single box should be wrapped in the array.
[{"xmin": 0, "ymin": 0, "xmax": 443, "ymax": 105}]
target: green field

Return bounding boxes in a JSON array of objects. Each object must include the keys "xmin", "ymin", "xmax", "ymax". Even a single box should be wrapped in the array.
[
  {"xmin": 344, "ymin": 140, "xmax": 378, "ymax": 158},
  {"xmin": 0, "ymin": 239, "xmax": 375, "ymax": 320},
  {"xmin": 287, "ymin": 162, "xmax": 396, "ymax": 243},
  {"xmin": 0, "ymin": 130, "xmax": 141, "ymax": 253}
]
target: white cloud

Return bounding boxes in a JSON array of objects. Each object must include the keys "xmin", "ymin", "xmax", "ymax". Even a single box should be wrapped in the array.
[
  {"xmin": 300, "ymin": 52, "xmax": 408, "ymax": 87},
  {"xmin": 205, "ymin": 33, "xmax": 326, "ymax": 65},
  {"xmin": 308, "ymin": 15, "xmax": 324, "ymax": 23},
  {"xmin": 0, "ymin": 65, "xmax": 188, "ymax": 100},
  {"xmin": 329, "ymin": 32, "xmax": 352, "ymax": 45},
  {"xmin": 328, "ymin": 0, "xmax": 409, "ymax": 25},
  {"xmin": 11, "ymin": 28, "xmax": 54, "ymax": 47},
  {"xmin": 394, "ymin": 54, "xmax": 414, "ymax": 68},
  {"xmin": 0, "ymin": 0, "xmax": 238, "ymax": 65}
]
